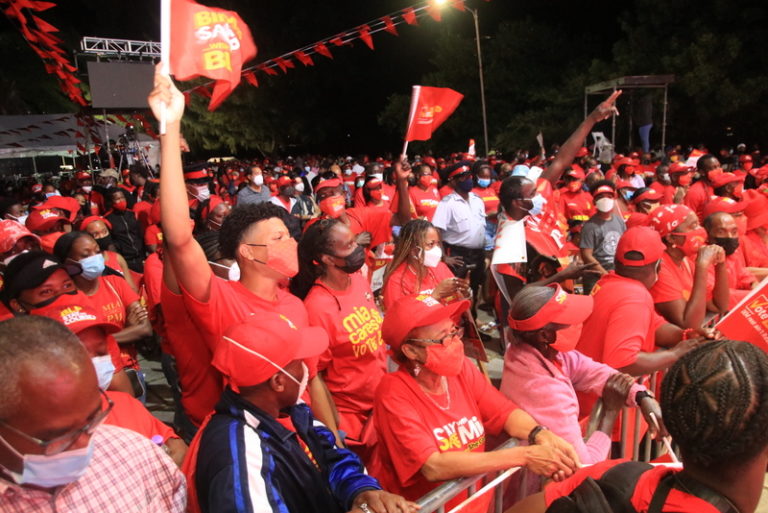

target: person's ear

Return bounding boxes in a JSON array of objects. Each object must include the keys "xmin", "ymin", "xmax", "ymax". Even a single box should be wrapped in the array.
[
  {"xmin": 8, "ymin": 299, "xmax": 24, "ymax": 314},
  {"xmin": 410, "ymin": 246, "xmax": 423, "ymax": 260},
  {"xmin": 401, "ymin": 343, "xmax": 421, "ymax": 362},
  {"xmin": 319, "ymin": 253, "xmax": 335, "ymax": 267},
  {"xmin": 269, "ymin": 372, "xmax": 286, "ymax": 393}
]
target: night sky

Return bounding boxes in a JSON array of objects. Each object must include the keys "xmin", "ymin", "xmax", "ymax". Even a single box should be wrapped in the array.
[{"xmin": 1, "ymin": 0, "xmax": 624, "ymax": 154}]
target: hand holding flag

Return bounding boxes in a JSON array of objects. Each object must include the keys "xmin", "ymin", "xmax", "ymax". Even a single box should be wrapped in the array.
[
  {"xmin": 404, "ymin": 86, "xmax": 464, "ymax": 142},
  {"xmin": 148, "ymin": 64, "xmax": 186, "ymax": 126}
]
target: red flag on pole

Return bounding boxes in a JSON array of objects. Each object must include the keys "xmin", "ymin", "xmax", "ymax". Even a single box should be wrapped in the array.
[
  {"xmin": 404, "ymin": 85, "xmax": 464, "ymax": 142},
  {"xmin": 168, "ymin": 0, "xmax": 257, "ymax": 111}
]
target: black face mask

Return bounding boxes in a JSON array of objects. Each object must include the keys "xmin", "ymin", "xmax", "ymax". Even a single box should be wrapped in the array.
[
  {"xmin": 713, "ymin": 237, "xmax": 739, "ymax": 256},
  {"xmin": 19, "ymin": 289, "xmax": 78, "ymax": 313},
  {"xmin": 96, "ymin": 235, "xmax": 113, "ymax": 252},
  {"xmin": 331, "ymin": 245, "xmax": 366, "ymax": 274}
]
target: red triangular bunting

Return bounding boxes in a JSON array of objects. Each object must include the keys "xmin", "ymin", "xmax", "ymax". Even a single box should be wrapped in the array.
[
  {"xmin": 402, "ymin": 7, "xmax": 418, "ymax": 25},
  {"xmin": 258, "ymin": 64, "xmax": 278, "ymax": 76},
  {"xmin": 273, "ymin": 56, "xmax": 295, "ymax": 73},
  {"xmin": 31, "ymin": 14, "xmax": 58, "ymax": 32},
  {"xmin": 382, "ymin": 16, "xmax": 398, "ymax": 36},
  {"xmin": 293, "ymin": 50, "xmax": 314, "ymax": 67},
  {"xmin": 330, "ymin": 37, "xmax": 346, "ymax": 47},
  {"xmin": 358, "ymin": 25, "xmax": 374, "ymax": 50},
  {"xmin": 314, "ymin": 43, "xmax": 333, "ymax": 59},
  {"xmin": 427, "ymin": 5, "xmax": 442, "ymax": 21},
  {"xmin": 244, "ymin": 71, "xmax": 259, "ymax": 87}
]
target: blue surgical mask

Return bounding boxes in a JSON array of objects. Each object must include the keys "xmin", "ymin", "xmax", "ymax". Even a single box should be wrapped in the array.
[
  {"xmin": 530, "ymin": 194, "xmax": 546, "ymax": 216},
  {"xmin": 45, "ymin": 192, "xmax": 60, "ymax": 198},
  {"xmin": 622, "ymin": 190, "xmax": 633, "ymax": 201},
  {"xmin": 477, "ymin": 178, "xmax": 491, "ymax": 188},
  {"xmin": 91, "ymin": 355, "xmax": 115, "ymax": 390},
  {"xmin": 0, "ymin": 435, "xmax": 95, "ymax": 488},
  {"xmin": 77, "ymin": 254, "xmax": 105, "ymax": 280}
]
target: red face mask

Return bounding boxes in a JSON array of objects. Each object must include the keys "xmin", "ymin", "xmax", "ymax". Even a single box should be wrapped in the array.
[
  {"xmin": 567, "ymin": 180, "xmax": 582, "ymax": 192},
  {"xmin": 112, "ymin": 200, "xmax": 128, "ymax": 211},
  {"xmin": 733, "ymin": 184, "xmax": 744, "ymax": 199},
  {"xmin": 707, "ymin": 168, "xmax": 724, "ymax": 182},
  {"xmin": 423, "ymin": 335, "xmax": 464, "ymax": 376},
  {"xmin": 319, "ymin": 195, "xmax": 346, "ymax": 218},
  {"xmin": 743, "ymin": 162, "xmax": 754, "ymax": 172},
  {"xmin": 674, "ymin": 227, "xmax": 707, "ymax": 257},
  {"xmin": 677, "ymin": 173, "xmax": 693, "ymax": 186},
  {"xmin": 419, "ymin": 175, "xmax": 433, "ymax": 188},
  {"xmin": 248, "ymin": 238, "xmax": 298, "ymax": 278},
  {"xmin": 369, "ymin": 189, "xmax": 383, "ymax": 201}
]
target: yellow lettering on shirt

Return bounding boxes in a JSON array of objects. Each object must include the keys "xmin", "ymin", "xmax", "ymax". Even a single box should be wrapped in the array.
[
  {"xmin": 432, "ymin": 416, "xmax": 485, "ymax": 452},
  {"xmin": 342, "ymin": 306, "xmax": 384, "ymax": 358}
]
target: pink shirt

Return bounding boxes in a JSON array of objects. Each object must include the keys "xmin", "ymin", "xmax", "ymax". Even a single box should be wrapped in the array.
[{"xmin": 500, "ymin": 343, "xmax": 644, "ymax": 464}]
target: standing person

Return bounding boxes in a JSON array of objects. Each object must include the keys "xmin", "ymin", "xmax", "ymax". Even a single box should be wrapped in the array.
[
  {"xmin": 381, "ymin": 219, "xmax": 468, "ymax": 310},
  {"xmin": 579, "ymin": 181, "xmax": 626, "ymax": 294},
  {"xmin": 104, "ymin": 188, "xmax": 145, "ymax": 273},
  {"xmin": 268, "ymin": 174, "xmax": 302, "ymax": 239},
  {"xmin": 291, "ymin": 219, "xmax": 387, "ymax": 457},
  {"xmin": 684, "ymin": 153, "xmax": 722, "ymax": 220},
  {"xmin": 0, "ymin": 316, "xmax": 186, "ymax": 512},
  {"xmin": 237, "ymin": 165, "xmax": 272, "ymax": 206},
  {"xmin": 147, "ymin": 68, "xmax": 339, "ymax": 437},
  {"xmin": 558, "ymin": 167, "xmax": 594, "ymax": 223},
  {"xmin": 408, "ymin": 163, "xmax": 441, "ymax": 221},
  {"xmin": 432, "ymin": 161, "xmax": 487, "ymax": 308}
]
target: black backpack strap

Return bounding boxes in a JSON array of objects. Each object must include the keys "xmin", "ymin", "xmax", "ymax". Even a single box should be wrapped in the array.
[{"xmin": 649, "ymin": 472, "xmax": 740, "ymax": 513}]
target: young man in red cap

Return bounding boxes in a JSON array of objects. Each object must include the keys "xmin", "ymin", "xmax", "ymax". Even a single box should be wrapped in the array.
[
  {"xmin": 684, "ymin": 154, "xmax": 722, "ymax": 221},
  {"xmin": 189, "ymin": 312, "xmax": 414, "ymax": 513},
  {"xmin": 710, "ymin": 172, "xmax": 744, "ymax": 201}
]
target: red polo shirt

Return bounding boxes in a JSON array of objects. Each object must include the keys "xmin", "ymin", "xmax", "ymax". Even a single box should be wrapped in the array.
[{"xmin": 382, "ymin": 261, "xmax": 455, "ymax": 311}]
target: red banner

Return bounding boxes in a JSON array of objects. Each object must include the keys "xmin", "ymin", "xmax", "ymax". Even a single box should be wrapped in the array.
[
  {"xmin": 403, "ymin": 85, "xmax": 464, "ymax": 142},
  {"xmin": 716, "ymin": 276, "xmax": 768, "ymax": 352},
  {"xmin": 169, "ymin": 0, "xmax": 257, "ymax": 110}
]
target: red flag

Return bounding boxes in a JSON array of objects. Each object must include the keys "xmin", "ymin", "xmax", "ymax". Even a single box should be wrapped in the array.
[
  {"xmin": 244, "ymin": 71, "xmax": 259, "ymax": 86},
  {"xmin": 273, "ymin": 56, "xmax": 294, "ymax": 73},
  {"xmin": 293, "ymin": 50, "xmax": 314, "ymax": 67},
  {"xmin": 31, "ymin": 14, "xmax": 58, "ymax": 32},
  {"xmin": 451, "ymin": 0, "xmax": 466, "ymax": 11},
  {"xmin": 382, "ymin": 16, "xmax": 398, "ymax": 36},
  {"xmin": 330, "ymin": 36, "xmax": 346, "ymax": 47},
  {"xmin": 314, "ymin": 42, "xmax": 333, "ymax": 59},
  {"xmin": 404, "ymin": 85, "xmax": 464, "ymax": 142},
  {"xmin": 169, "ymin": 0, "xmax": 257, "ymax": 111},
  {"xmin": 358, "ymin": 25, "xmax": 374, "ymax": 50},
  {"xmin": 257, "ymin": 63, "xmax": 278, "ymax": 76},
  {"xmin": 402, "ymin": 7, "xmax": 418, "ymax": 25},
  {"xmin": 427, "ymin": 5, "xmax": 442, "ymax": 22}
]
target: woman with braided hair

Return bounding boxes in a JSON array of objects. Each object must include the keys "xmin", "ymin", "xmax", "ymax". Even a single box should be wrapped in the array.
[
  {"xmin": 508, "ymin": 340, "xmax": 768, "ymax": 513},
  {"xmin": 381, "ymin": 219, "xmax": 469, "ymax": 311},
  {"xmin": 291, "ymin": 218, "xmax": 387, "ymax": 460}
]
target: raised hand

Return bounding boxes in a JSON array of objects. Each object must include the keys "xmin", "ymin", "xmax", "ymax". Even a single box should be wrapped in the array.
[
  {"xmin": 589, "ymin": 90, "xmax": 622, "ymax": 123},
  {"xmin": 147, "ymin": 63, "xmax": 185, "ymax": 125}
]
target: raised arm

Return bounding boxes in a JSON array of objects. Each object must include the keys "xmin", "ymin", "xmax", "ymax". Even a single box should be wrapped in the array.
[
  {"xmin": 541, "ymin": 90, "xmax": 622, "ymax": 185},
  {"xmin": 147, "ymin": 65, "xmax": 213, "ymax": 301}
]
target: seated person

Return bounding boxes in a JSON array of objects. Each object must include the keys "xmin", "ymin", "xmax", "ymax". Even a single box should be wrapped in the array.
[
  {"xmin": 371, "ymin": 294, "xmax": 580, "ymax": 513},
  {"xmin": 704, "ymin": 211, "xmax": 757, "ymax": 308},
  {"xmin": 188, "ymin": 312, "xmax": 414, "ymax": 513},
  {"xmin": 507, "ymin": 340, "xmax": 768, "ymax": 513}
]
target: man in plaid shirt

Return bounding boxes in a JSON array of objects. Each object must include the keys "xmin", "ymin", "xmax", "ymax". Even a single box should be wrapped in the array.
[{"xmin": 0, "ymin": 316, "xmax": 186, "ymax": 512}]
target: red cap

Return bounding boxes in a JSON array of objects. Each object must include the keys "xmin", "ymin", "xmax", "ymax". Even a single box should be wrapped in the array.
[
  {"xmin": 668, "ymin": 163, "xmax": 692, "ymax": 174},
  {"xmin": 365, "ymin": 178, "xmax": 383, "ymax": 189},
  {"xmin": 632, "ymin": 188, "xmax": 663, "ymax": 204},
  {"xmin": 213, "ymin": 312, "xmax": 328, "ymax": 392},
  {"xmin": 710, "ymin": 172, "xmax": 744, "ymax": 189},
  {"xmin": 746, "ymin": 195, "xmax": 768, "ymax": 231},
  {"xmin": 0, "ymin": 220, "xmax": 40, "ymax": 254},
  {"xmin": 25, "ymin": 208, "xmax": 67, "ymax": 233},
  {"xmin": 422, "ymin": 156, "xmax": 437, "ymax": 168},
  {"xmin": 616, "ymin": 226, "xmax": 665, "ymax": 266},
  {"xmin": 593, "ymin": 184, "xmax": 616, "ymax": 197},
  {"xmin": 649, "ymin": 204, "xmax": 694, "ymax": 237},
  {"xmin": 276, "ymin": 175, "xmax": 293, "ymax": 187},
  {"xmin": 625, "ymin": 212, "xmax": 650, "ymax": 228},
  {"xmin": 31, "ymin": 184, "xmax": 43, "ymax": 193},
  {"xmin": 703, "ymin": 197, "xmax": 746, "ymax": 218},
  {"xmin": 615, "ymin": 179, "xmax": 636, "ymax": 190},
  {"xmin": 33, "ymin": 196, "xmax": 80, "ymax": 223},
  {"xmin": 79, "ymin": 215, "xmax": 112, "ymax": 232},
  {"xmin": 382, "ymin": 294, "xmax": 470, "ymax": 352},
  {"xmin": 508, "ymin": 284, "xmax": 593, "ymax": 332},
  {"xmin": 575, "ymin": 147, "xmax": 589, "ymax": 158},
  {"xmin": 564, "ymin": 168, "xmax": 586, "ymax": 180},
  {"xmin": 314, "ymin": 178, "xmax": 342, "ymax": 193},
  {"xmin": 739, "ymin": 154, "xmax": 753, "ymax": 163},
  {"xmin": 75, "ymin": 171, "xmax": 91, "ymax": 181},
  {"xmin": 34, "ymin": 296, "xmax": 120, "ymax": 335}
]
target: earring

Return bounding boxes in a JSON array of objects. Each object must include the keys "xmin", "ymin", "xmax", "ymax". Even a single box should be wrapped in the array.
[{"xmin": 412, "ymin": 363, "xmax": 421, "ymax": 377}]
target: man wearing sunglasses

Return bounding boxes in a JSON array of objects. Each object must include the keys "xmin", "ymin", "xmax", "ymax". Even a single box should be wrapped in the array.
[{"xmin": 0, "ymin": 316, "xmax": 185, "ymax": 511}]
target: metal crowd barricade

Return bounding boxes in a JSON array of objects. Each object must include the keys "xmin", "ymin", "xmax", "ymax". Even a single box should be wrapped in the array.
[{"xmin": 415, "ymin": 438, "xmax": 521, "ymax": 513}]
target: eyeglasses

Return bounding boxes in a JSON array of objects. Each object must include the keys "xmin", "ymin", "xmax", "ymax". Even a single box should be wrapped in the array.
[
  {"xmin": 0, "ymin": 389, "xmax": 113, "ymax": 456},
  {"xmin": 407, "ymin": 327, "xmax": 463, "ymax": 346}
]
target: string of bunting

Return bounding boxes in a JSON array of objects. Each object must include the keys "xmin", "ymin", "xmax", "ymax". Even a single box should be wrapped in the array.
[
  {"xmin": 1, "ymin": 0, "xmax": 87, "ymax": 106},
  {"xmin": 182, "ymin": 0, "xmax": 487, "ymax": 102}
]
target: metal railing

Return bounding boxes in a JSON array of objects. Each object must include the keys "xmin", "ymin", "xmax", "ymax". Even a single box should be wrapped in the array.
[{"xmin": 415, "ymin": 438, "xmax": 521, "ymax": 513}]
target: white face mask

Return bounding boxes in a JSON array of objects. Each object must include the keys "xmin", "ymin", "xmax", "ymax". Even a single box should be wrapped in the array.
[
  {"xmin": 422, "ymin": 245, "xmax": 443, "ymax": 268},
  {"xmin": 0, "ymin": 434, "xmax": 95, "ymax": 488},
  {"xmin": 595, "ymin": 197, "xmax": 615, "ymax": 213},
  {"xmin": 295, "ymin": 182, "xmax": 305, "ymax": 193},
  {"xmin": 209, "ymin": 260, "xmax": 241, "ymax": 281},
  {"xmin": 92, "ymin": 355, "xmax": 115, "ymax": 390},
  {"xmin": 252, "ymin": 175, "xmax": 264, "ymax": 186},
  {"xmin": 81, "ymin": 185, "xmax": 92, "ymax": 193},
  {"xmin": 372, "ymin": 173, "xmax": 383, "ymax": 181}
]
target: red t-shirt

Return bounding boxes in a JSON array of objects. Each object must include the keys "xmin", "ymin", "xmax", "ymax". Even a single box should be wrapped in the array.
[
  {"xmin": 650, "ymin": 251, "xmax": 695, "ymax": 304},
  {"xmin": 650, "ymin": 182, "xmax": 675, "ymax": 204},
  {"xmin": 87, "ymin": 275, "xmax": 141, "ymax": 369},
  {"xmin": 144, "ymin": 224, "xmax": 163, "ymax": 247},
  {"xmin": 705, "ymin": 247, "xmax": 755, "ymax": 308},
  {"xmin": 408, "ymin": 186, "xmax": 441, "ymax": 221},
  {"xmin": 370, "ymin": 359, "xmax": 517, "ymax": 513},
  {"xmin": 684, "ymin": 181, "xmax": 713, "ymax": 221},
  {"xmin": 303, "ymin": 272, "xmax": 387, "ymax": 441},
  {"xmin": 162, "ymin": 284, "xmax": 222, "ymax": 426},
  {"xmin": 382, "ymin": 261, "xmax": 455, "ymax": 311},
  {"xmin": 744, "ymin": 231, "xmax": 768, "ymax": 267},
  {"xmin": 104, "ymin": 391, "xmax": 178, "ymax": 443},
  {"xmin": 472, "ymin": 186, "xmax": 500, "ymax": 218},
  {"xmin": 345, "ymin": 207, "xmax": 392, "ymax": 249},
  {"xmin": 544, "ymin": 459, "xmax": 720, "ymax": 513},
  {"xmin": 142, "ymin": 252, "xmax": 163, "ymax": 312},
  {"xmin": 133, "ymin": 201, "xmax": 153, "ymax": 231},
  {"xmin": 558, "ymin": 189, "xmax": 595, "ymax": 222},
  {"xmin": 439, "ymin": 184, "xmax": 453, "ymax": 198}
]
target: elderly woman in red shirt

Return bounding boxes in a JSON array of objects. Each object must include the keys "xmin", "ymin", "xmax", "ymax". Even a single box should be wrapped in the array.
[{"xmin": 370, "ymin": 294, "xmax": 580, "ymax": 513}]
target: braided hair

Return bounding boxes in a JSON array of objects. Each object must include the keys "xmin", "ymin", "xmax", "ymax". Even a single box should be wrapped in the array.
[
  {"xmin": 383, "ymin": 219, "xmax": 435, "ymax": 297},
  {"xmin": 661, "ymin": 340, "xmax": 768, "ymax": 470},
  {"xmin": 290, "ymin": 218, "xmax": 341, "ymax": 299}
]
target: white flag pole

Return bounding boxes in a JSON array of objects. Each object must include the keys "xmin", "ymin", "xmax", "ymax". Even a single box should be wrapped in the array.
[
  {"xmin": 401, "ymin": 85, "xmax": 421, "ymax": 160},
  {"xmin": 159, "ymin": 0, "xmax": 171, "ymax": 135}
]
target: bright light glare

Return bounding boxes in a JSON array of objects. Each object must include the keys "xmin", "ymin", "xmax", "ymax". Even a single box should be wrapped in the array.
[{"xmin": 433, "ymin": 0, "xmax": 448, "ymax": 6}]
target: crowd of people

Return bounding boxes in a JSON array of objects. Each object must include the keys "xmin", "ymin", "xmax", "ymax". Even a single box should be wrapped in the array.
[{"xmin": 1, "ymin": 67, "xmax": 767, "ymax": 513}]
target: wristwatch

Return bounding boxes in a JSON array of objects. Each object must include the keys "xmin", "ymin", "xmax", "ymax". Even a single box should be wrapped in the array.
[
  {"xmin": 635, "ymin": 390, "xmax": 653, "ymax": 405},
  {"xmin": 527, "ymin": 425, "xmax": 548, "ymax": 446}
]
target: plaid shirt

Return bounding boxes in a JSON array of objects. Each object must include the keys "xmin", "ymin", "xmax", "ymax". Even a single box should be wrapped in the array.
[{"xmin": 0, "ymin": 424, "xmax": 186, "ymax": 512}]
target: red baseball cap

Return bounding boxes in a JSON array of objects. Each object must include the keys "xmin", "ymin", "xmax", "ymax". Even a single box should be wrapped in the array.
[
  {"xmin": 508, "ymin": 284, "xmax": 593, "ymax": 331},
  {"xmin": 648, "ymin": 204, "xmax": 694, "ymax": 237},
  {"xmin": 79, "ymin": 215, "xmax": 112, "ymax": 232},
  {"xmin": 703, "ymin": 197, "xmax": 746, "ymax": 218},
  {"xmin": 593, "ymin": 184, "xmax": 616, "ymax": 197},
  {"xmin": 33, "ymin": 196, "xmax": 81, "ymax": 223},
  {"xmin": 314, "ymin": 178, "xmax": 342, "ymax": 193},
  {"xmin": 739, "ymin": 154, "xmax": 753, "ymax": 163},
  {"xmin": 382, "ymin": 294, "xmax": 470, "ymax": 352},
  {"xmin": 75, "ymin": 171, "xmax": 91, "ymax": 181},
  {"xmin": 631, "ymin": 188, "xmax": 663, "ymax": 204},
  {"xmin": 668, "ymin": 163, "xmax": 692, "ymax": 174},
  {"xmin": 565, "ymin": 167, "xmax": 586, "ymax": 180},
  {"xmin": 33, "ymin": 296, "xmax": 120, "ymax": 335},
  {"xmin": 615, "ymin": 179, "xmax": 636, "ymax": 190},
  {"xmin": 25, "ymin": 208, "xmax": 67, "ymax": 233},
  {"xmin": 212, "ymin": 312, "xmax": 328, "ymax": 392},
  {"xmin": 276, "ymin": 175, "xmax": 293, "ymax": 187},
  {"xmin": 0, "ymin": 220, "xmax": 40, "ymax": 255},
  {"xmin": 615, "ymin": 226, "xmax": 666, "ymax": 266},
  {"xmin": 710, "ymin": 172, "xmax": 744, "ymax": 189},
  {"xmin": 575, "ymin": 147, "xmax": 589, "ymax": 158}
]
